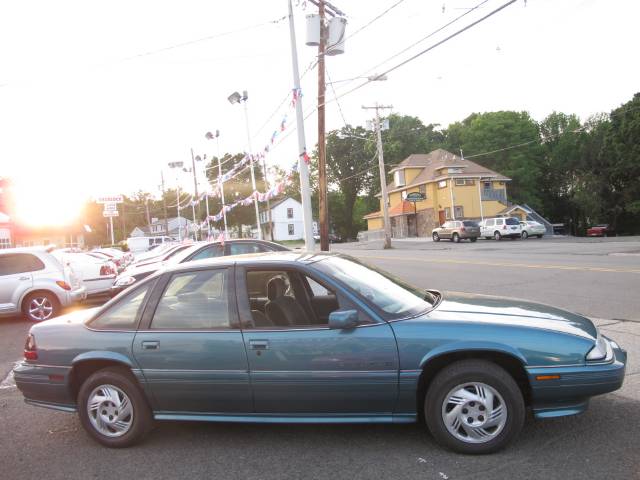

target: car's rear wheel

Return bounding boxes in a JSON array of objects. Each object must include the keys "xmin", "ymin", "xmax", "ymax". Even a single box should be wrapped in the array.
[
  {"xmin": 78, "ymin": 367, "xmax": 153, "ymax": 448},
  {"xmin": 452, "ymin": 233, "xmax": 460, "ymax": 243},
  {"xmin": 424, "ymin": 360, "xmax": 524, "ymax": 454},
  {"xmin": 23, "ymin": 292, "xmax": 59, "ymax": 322},
  {"xmin": 521, "ymin": 231, "xmax": 528, "ymax": 240},
  {"xmin": 432, "ymin": 232, "xmax": 440, "ymax": 242},
  {"xmin": 470, "ymin": 237, "xmax": 477, "ymax": 243},
  {"xmin": 537, "ymin": 235, "xmax": 543, "ymax": 238},
  {"xmin": 494, "ymin": 231, "xmax": 502, "ymax": 241}
]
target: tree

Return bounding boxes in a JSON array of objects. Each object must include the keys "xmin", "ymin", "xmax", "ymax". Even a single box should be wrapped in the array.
[{"xmin": 443, "ymin": 111, "xmax": 544, "ymax": 208}]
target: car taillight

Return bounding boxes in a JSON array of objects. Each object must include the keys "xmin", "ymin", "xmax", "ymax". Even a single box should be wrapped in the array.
[
  {"xmin": 56, "ymin": 280, "xmax": 71, "ymax": 291},
  {"xmin": 460, "ymin": 227, "xmax": 466, "ymax": 232},
  {"xmin": 24, "ymin": 334, "xmax": 38, "ymax": 361}
]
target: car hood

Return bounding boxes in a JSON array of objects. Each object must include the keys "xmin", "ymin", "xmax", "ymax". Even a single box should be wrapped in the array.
[{"xmin": 430, "ymin": 292, "xmax": 598, "ymax": 340}]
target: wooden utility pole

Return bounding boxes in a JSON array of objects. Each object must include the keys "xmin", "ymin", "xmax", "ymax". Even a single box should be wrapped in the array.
[
  {"xmin": 160, "ymin": 171, "xmax": 169, "ymax": 237},
  {"xmin": 317, "ymin": 0, "xmax": 329, "ymax": 251},
  {"xmin": 362, "ymin": 103, "xmax": 393, "ymax": 249}
]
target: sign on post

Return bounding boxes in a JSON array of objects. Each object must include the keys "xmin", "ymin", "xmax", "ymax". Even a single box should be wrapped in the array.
[
  {"xmin": 103, "ymin": 203, "xmax": 117, "ymax": 212},
  {"xmin": 102, "ymin": 210, "xmax": 119, "ymax": 217},
  {"xmin": 405, "ymin": 192, "xmax": 426, "ymax": 202},
  {"xmin": 96, "ymin": 195, "xmax": 123, "ymax": 204}
]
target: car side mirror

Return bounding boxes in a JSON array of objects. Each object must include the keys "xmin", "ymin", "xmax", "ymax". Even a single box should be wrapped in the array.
[{"xmin": 328, "ymin": 310, "xmax": 359, "ymax": 330}]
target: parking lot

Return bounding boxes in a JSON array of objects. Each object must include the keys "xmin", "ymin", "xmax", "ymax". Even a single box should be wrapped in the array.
[{"xmin": 1, "ymin": 237, "xmax": 639, "ymax": 480}]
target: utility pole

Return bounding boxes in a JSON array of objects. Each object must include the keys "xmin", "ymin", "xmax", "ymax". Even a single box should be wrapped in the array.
[
  {"xmin": 317, "ymin": 0, "xmax": 329, "ymax": 251},
  {"xmin": 363, "ymin": 103, "xmax": 393, "ymax": 249},
  {"xmin": 190, "ymin": 148, "xmax": 200, "ymax": 241},
  {"xmin": 160, "ymin": 171, "xmax": 169, "ymax": 237},
  {"xmin": 144, "ymin": 197, "xmax": 151, "ymax": 232},
  {"xmin": 288, "ymin": 0, "xmax": 314, "ymax": 251}
]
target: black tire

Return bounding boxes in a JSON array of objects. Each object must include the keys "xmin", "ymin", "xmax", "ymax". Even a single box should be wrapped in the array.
[
  {"xmin": 484, "ymin": 237, "xmax": 491, "ymax": 240},
  {"xmin": 432, "ymin": 232, "xmax": 440, "ymax": 242},
  {"xmin": 424, "ymin": 360, "xmax": 525, "ymax": 454},
  {"xmin": 537, "ymin": 235, "xmax": 543, "ymax": 239},
  {"xmin": 521, "ymin": 231, "xmax": 528, "ymax": 240},
  {"xmin": 22, "ymin": 291, "xmax": 59, "ymax": 322},
  {"xmin": 452, "ymin": 233, "xmax": 460, "ymax": 243},
  {"xmin": 77, "ymin": 367, "xmax": 153, "ymax": 448},
  {"xmin": 494, "ymin": 231, "xmax": 502, "ymax": 241},
  {"xmin": 470, "ymin": 237, "xmax": 477, "ymax": 243}
]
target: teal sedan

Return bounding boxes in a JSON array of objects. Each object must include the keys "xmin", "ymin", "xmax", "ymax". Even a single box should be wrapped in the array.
[{"xmin": 14, "ymin": 252, "xmax": 626, "ymax": 454}]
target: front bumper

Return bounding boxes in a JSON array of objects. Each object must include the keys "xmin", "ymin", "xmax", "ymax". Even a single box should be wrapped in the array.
[{"xmin": 527, "ymin": 339, "xmax": 626, "ymax": 419}]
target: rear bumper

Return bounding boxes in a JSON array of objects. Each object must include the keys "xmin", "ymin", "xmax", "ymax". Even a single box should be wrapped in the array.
[
  {"xmin": 62, "ymin": 286, "xmax": 87, "ymax": 306},
  {"xmin": 13, "ymin": 361, "xmax": 76, "ymax": 412},
  {"xmin": 527, "ymin": 340, "xmax": 626, "ymax": 419}
]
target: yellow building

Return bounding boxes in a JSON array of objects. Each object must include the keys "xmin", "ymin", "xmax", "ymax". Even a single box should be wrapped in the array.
[{"xmin": 364, "ymin": 149, "xmax": 511, "ymax": 237}]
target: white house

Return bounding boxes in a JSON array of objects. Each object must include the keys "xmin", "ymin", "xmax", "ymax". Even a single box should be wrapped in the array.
[
  {"xmin": 259, "ymin": 197, "xmax": 306, "ymax": 241},
  {"xmin": 130, "ymin": 217, "xmax": 195, "ymax": 239}
]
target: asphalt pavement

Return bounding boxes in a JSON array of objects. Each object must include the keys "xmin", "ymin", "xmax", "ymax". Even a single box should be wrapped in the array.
[{"xmin": 1, "ymin": 236, "xmax": 638, "ymax": 480}]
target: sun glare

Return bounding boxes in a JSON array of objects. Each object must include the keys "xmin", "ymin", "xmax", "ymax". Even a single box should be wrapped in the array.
[{"xmin": 13, "ymin": 179, "xmax": 84, "ymax": 227}]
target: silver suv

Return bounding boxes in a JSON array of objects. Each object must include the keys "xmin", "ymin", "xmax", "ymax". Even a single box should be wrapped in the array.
[{"xmin": 0, "ymin": 247, "xmax": 87, "ymax": 322}]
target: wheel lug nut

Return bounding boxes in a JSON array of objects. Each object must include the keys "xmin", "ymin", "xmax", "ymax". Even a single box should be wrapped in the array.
[
  {"xmin": 470, "ymin": 402, "xmax": 475, "ymax": 407},
  {"xmin": 467, "ymin": 417, "xmax": 474, "ymax": 423},
  {"xmin": 479, "ymin": 405, "xmax": 485, "ymax": 411},
  {"xmin": 478, "ymin": 415, "xmax": 484, "ymax": 422},
  {"xmin": 462, "ymin": 408, "xmax": 468, "ymax": 414}
]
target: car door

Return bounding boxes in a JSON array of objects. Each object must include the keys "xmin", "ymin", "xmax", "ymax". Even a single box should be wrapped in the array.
[
  {"xmin": 132, "ymin": 266, "xmax": 252, "ymax": 414},
  {"xmin": 237, "ymin": 265, "xmax": 399, "ymax": 415},
  {"xmin": 442, "ymin": 222, "xmax": 452, "ymax": 239},
  {"xmin": 0, "ymin": 254, "xmax": 34, "ymax": 315}
]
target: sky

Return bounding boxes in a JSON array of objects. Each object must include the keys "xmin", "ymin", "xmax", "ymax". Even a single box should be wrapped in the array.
[{"xmin": 0, "ymin": 0, "xmax": 638, "ymax": 225}]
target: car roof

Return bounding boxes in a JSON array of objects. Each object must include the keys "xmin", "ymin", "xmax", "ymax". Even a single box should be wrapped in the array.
[{"xmin": 162, "ymin": 250, "xmax": 335, "ymax": 274}]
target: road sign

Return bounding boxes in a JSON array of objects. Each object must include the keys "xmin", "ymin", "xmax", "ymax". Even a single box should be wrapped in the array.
[
  {"xmin": 103, "ymin": 210, "xmax": 119, "ymax": 217},
  {"xmin": 96, "ymin": 195, "xmax": 123, "ymax": 204},
  {"xmin": 103, "ymin": 203, "xmax": 117, "ymax": 212},
  {"xmin": 168, "ymin": 161, "xmax": 184, "ymax": 169},
  {"xmin": 405, "ymin": 192, "xmax": 426, "ymax": 202}
]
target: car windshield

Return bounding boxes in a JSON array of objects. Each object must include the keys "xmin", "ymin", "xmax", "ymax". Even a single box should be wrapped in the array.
[
  {"xmin": 505, "ymin": 218, "xmax": 520, "ymax": 225},
  {"xmin": 314, "ymin": 255, "xmax": 436, "ymax": 318}
]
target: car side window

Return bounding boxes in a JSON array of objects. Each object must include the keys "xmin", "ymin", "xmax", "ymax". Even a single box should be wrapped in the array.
[
  {"xmin": 0, "ymin": 253, "xmax": 44, "ymax": 276},
  {"xmin": 486, "ymin": 219, "xmax": 494, "ymax": 226},
  {"xmin": 90, "ymin": 282, "xmax": 154, "ymax": 329},
  {"xmin": 151, "ymin": 269, "xmax": 231, "ymax": 329},
  {"xmin": 189, "ymin": 244, "xmax": 224, "ymax": 261},
  {"xmin": 229, "ymin": 243, "xmax": 261, "ymax": 255},
  {"xmin": 495, "ymin": 219, "xmax": 503, "ymax": 225}
]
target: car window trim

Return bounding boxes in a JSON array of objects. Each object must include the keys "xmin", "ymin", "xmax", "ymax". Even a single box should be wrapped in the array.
[{"xmin": 140, "ymin": 265, "xmax": 240, "ymax": 331}]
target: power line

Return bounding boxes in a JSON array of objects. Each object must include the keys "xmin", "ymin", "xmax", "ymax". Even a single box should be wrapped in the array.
[{"xmin": 325, "ymin": 66, "xmax": 349, "ymax": 128}]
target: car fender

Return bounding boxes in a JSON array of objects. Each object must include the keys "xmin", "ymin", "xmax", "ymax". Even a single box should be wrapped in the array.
[
  {"xmin": 18, "ymin": 286, "xmax": 65, "ymax": 312},
  {"xmin": 418, "ymin": 341, "xmax": 528, "ymax": 369},
  {"xmin": 71, "ymin": 350, "xmax": 136, "ymax": 369}
]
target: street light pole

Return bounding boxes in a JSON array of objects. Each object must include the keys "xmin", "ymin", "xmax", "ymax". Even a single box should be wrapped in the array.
[
  {"xmin": 363, "ymin": 103, "xmax": 393, "ymax": 249},
  {"xmin": 190, "ymin": 148, "xmax": 200, "ymax": 241},
  {"xmin": 288, "ymin": 0, "xmax": 315, "ymax": 251}
]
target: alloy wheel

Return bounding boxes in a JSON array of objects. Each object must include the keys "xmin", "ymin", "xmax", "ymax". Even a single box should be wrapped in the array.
[
  {"xmin": 87, "ymin": 384, "xmax": 134, "ymax": 438},
  {"xmin": 28, "ymin": 297, "xmax": 54, "ymax": 321},
  {"xmin": 441, "ymin": 382, "xmax": 507, "ymax": 444}
]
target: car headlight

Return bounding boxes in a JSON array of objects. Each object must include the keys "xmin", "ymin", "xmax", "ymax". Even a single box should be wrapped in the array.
[
  {"xmin": 114, "ymin": 276, "xmax": 137, "ymax": 287},
  {"xmin": 586, "ymin": 333, "xmax": 613, "ymax": 362}
]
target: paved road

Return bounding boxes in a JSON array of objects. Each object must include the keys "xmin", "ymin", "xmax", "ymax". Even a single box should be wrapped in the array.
[{"xmin": 1, "ymin": 238, "xmax": 638, "ymax": 480}]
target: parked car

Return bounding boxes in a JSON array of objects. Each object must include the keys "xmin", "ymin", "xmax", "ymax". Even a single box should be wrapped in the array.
[
  {"xmin": 127, "ymin": 236, "xmax": 174, "ymax": 255},
  {"xmin": 480, "ymin": 217, "xmax": 522, "ymax": 240},
  {"xmin": 90, "ymin": 249, "xmax": 130, "ymax": 273},
  {"xmin": 432, "ymin": 220, "xmax": 480, "ymax": 242},
  {"xmin": 14, "ymin": 252, "xmax": 626, "ymax": 453},
  {"xmin": 110, "ymin": 239, "xmax": 289, "ymax": 296},
  {"xmin": 520, "ymin": 221, "xmax": 546, "ymax": 239},
  {"xmin": 0, "ymin": 247, "xmax": 86, "ymax": 322},
  {"xmin": 129, "ymin": 243, "xmax": 192, "ymax": 268},
  {"xmin": 587, "ymin": 224, "xmax": 616, "ymax": 237},
  {"xmin": 52, "ymin": 250, "xmax": 116, "ymax": 297}
]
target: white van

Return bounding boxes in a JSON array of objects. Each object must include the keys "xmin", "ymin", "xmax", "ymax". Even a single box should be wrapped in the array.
[
  {"xmin": 479, "ymin": 217, "xmax": 522, "ymax": 240},
  {"xmin": 127, "ymin": 236, "xmax": 173, "ymax": 254}
]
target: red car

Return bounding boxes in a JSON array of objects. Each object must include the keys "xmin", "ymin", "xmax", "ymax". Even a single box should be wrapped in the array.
[{"xmin": 587, "ymin": 224, "xmax": 615, "ymax": 237}]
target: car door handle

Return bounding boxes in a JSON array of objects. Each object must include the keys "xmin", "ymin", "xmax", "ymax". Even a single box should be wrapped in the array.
[
  {"xmin": 141, "ymin": 341, "xmax": 160, "ymax": 350},
  {"xmin": 249, "ymin": 340, "xmax": 269, "ymax": 350},
  {"xmin": 19, "ymin": 276, "xmax": 29, "ymax": 281}
]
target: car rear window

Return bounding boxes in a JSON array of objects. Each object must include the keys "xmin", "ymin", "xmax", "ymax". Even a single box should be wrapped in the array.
[
  {"xmin": 462, "ymin": 221, "xmax": 478, "ymax": 227},
  {"xmin": 0, "ymin": 253, "xmax": 45, "ymax": 275},
  {"xmin": 505, "ymin": 218, "xmax": 520, "ymax": 225}
]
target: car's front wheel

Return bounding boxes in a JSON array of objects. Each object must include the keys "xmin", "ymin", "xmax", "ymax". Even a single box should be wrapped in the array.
[
  {"xmin": 424, "ymin": 360, "xmax": 524, "ymax": 454},
  {"xmin": 521, "ymin": 231, "xmax": 528, "ymax": 239},
  {"xmin": 452, "ymin": 233, "xmax": 460, "ymax": 243},
  {"xmin": 78, "ymin": 367, "xmax": 153, "ymax": 448}
]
